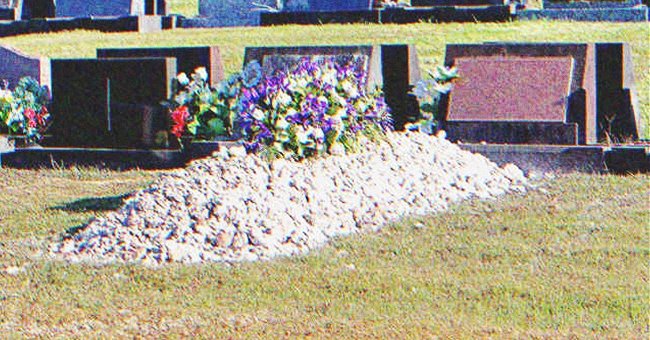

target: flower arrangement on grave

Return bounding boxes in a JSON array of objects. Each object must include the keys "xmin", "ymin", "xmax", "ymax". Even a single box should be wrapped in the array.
[
  {"xmin": 408, "ymin": 66, "xmax": 459, "ymax": 134},
  {"xmin": 236, "ymin": 57, "xmax": 393, "ymax": 159},
  {"xmin": 0, "ymin": 77, "xmax": 51, "ymax": 143},
  {"xmin": 165, "ymin": 67, "xmax": 238, "ymax": 144},
  {"xmin": 165, "ymin": 57, "xmax": 393, "ymax": 160}
]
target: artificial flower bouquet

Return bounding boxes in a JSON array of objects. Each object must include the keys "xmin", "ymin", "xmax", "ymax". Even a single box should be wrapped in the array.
[{"xmin": 0, "ymin": 77, "xmax": 51, "ymax": 143}]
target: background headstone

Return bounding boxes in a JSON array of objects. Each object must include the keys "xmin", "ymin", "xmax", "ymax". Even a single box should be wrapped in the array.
[
  {"xmin": 55, "ymin": 0, "xmax": 167, "ymax": 17},
  {"xmin": 244, "ymin": 44, "xmax": 421, "ymax": 129},
  {"xmin": 20, "ymin": 0, "xmax": 54, "ymax": 19},
  {"xmin": 444, "ymin": 42, "xmax": 597, "ymax": 145},
  {"xmin": 49, "ymin": 58, "xmax": 176, "ymax": 149},
  {"xmin": 411, "ymin": 0, "xmax": 506, "ymax": 6},
  {"xmin": 197, "ymin": 0, "xmax": 276, "ymax": 26},
  {"xmin": 0, "ymin": 0, "xmax": 20, "ymax": 20},
  {"xmin": 284, "ymin": 0, "xmax": 373, "ymax": 11},
  {"xmin": 0, "ymin": 45, "xmax": 50, "ymax": 90},
  {"xmin": 97, "ymin": 46, "xmax": 224, "ymax": 87}
]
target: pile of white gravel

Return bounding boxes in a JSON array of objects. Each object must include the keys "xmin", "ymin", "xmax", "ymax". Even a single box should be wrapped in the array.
[{"xmin": 51, "ymin": 132, "xmax": 527, "ymax": 266}]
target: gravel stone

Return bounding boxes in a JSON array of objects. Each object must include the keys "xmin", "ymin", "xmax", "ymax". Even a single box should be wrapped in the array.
[{"xmin": 51, "ymin": 132, "xmax": 528, "ymax": 266}]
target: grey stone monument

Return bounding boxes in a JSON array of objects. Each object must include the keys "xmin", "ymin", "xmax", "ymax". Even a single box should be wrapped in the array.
[{"xmin": 0, "ymin": 45, "xmax": 50, "ymax": 90}]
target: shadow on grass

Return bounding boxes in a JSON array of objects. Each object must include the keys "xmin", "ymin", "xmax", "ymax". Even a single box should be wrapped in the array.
[{"xmin": 52, "ymin": 194, "xmax": 128, "ymax": 213}]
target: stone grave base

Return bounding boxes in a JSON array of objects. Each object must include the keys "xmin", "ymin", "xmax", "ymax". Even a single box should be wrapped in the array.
[
  {"xmin": 254, "ymin": 6, "xmax": 513, "ymax": 26},
  {"xmin": 1, "ymin": 143, "xmax": 648, "ymax": 174},
  {"xmin": 0, "ymin": 147, "xmax": 185, "ymax": 169},
  {"xmin": 518, "ymin": 7, "xmax": 649, "ymax": 22},
  {"xmin": 459, "ymin": 143, "xmax": 650, "ymax": 175},
  {"xmin": 0, "ymin": 15, "xmax": 177, "ymax": 38}
]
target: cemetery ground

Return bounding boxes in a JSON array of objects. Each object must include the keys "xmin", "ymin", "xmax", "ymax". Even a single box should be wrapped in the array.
[{"xmin": 0, "ymin": 21, "xmax": 648, "ymax": 336}]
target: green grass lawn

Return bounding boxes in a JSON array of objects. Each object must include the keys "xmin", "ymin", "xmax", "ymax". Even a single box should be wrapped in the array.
[
  {"xmin": 0, "ymin": 168, "xmax": 648, "ymax": 337},
  {"xmin": 0, "ymin": 21, "xmax": 649, "ymax": 337}
]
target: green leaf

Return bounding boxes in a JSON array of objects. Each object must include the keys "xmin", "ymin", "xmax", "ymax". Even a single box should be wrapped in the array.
[
  {"xmin": 206, "ymin": 118, "xmax": 227, "ymax": 136},
  {"xmin": 186, "ymin": 118, "xmax": 200, "ymax": 135}
]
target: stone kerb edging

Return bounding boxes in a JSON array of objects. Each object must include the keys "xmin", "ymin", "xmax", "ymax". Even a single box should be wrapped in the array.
[
  {"xmin": 542, "ymin": 0, "xmax": 643, "ymax": 9},
  {"xmin": 51, "ymin": 132, "xmax": 528, "ymax": 266}
]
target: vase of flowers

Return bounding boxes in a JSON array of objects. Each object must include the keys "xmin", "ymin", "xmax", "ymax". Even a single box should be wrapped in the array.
[{"xmin": 164, "ymin": 67, "xmax": 240, "ymax": 154}]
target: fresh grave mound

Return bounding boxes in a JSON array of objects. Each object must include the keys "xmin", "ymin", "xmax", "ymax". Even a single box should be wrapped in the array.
[{"xmin": 51, "ymin": 132, "xmax": 527, "ymax": 266}]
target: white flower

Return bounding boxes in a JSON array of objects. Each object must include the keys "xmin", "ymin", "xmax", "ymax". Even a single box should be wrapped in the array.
[
  {"xmin": 176, "ymin": 72, "xmax": 190, "ymax": 86},
  {"xmin": 252, "ymin": 109, "xmax": 265, "ymax": 121},
  {"xmin": 341, "ymin": 80, "xmax": 359, "ymax": 98},
  {"xmin": 297, "ymin": 77, "xmax": 309, "ymax": 89},
  {"xmin": 286, "ymin": 108, "xmax": 298, "ymax": 117},
  {"xmin": 195, "ymin": 67, "xmax": 208, "ymax": 82},
  {"xmin": 323, "ymin": 68, "xmax": 338, "ymax": 86},
  {"xmin": 296, "ymin": 128, "xmax": 309, "ymax": 144},
  {"xmin": 275, "ymin": 117, "xmax": 289, "ymax": 130},
  {"xmin": 312, "ymin": 127, "xmax": 325, "ymax": 141},
  {"xmin": 355, "ymin": 100, "xmax": 368, "ymax": 113},
  {"xmin": 433, "ymin": 82, "xmax": 453, "ymax": 94},
  {"xmin": 273, "ymin": 91, "xmax": 292, "ymax": 109},
  {"xmin": 412, "ymin": 80, "xmax": 430, "ymax": 99}
]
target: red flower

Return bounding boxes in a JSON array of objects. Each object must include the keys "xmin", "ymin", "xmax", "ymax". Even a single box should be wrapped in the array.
[
  {"xmin": 171, "ymin": 106, "xmax": 190, "ymax": 138},
  {"xmin": 23, "ymin": 107, "xmax": 37, "ymax": 128},
  {"xmin": 37, "ymin": 106, "xmax": 49, "ymax": 126},
  {"xmin": 172, "ymin": 106, "xmax": 189, "ymax": 124}
]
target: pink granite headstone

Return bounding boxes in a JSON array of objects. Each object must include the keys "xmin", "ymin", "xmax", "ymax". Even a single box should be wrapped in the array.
[{"xmin": 448, "ymin": 56, "xmax": 574, "ymax": 122}]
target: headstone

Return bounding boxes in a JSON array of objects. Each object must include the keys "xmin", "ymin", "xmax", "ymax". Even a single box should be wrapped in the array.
[
  {"xmin": 55, "ymin": 0, "xmax": 168, "ymax": 17},
  {"xmin": 445, "ymin": 56, "xmax": 577, "ymax": 145},
  {"xmin": 411, "ymin": 0, "xmax": 506, "ymax": 6},
  {"xmin": 244, "ymin": 44, "xmax": 421, "ymax": 129},
  {"xmin": 20, "ymin": 0, "xmax": 54, "ymax": 19},
  {"xmin": 284, "ymin": 0, "xmax": 373, "ymax": 11},
  {"xmin": 0, "ymin": 45, "xmax": 50, "ymax": 90},
  {"xmin": 49, "ymin": 58, "xmax": 176, "ymax": 148},
  {"xmin": 0, "ymin": 0, "xmax": 19, "ymax": 20},
  {"xmin": 244, "ymin": 45, "xmax": 383, "ymax": 91},
  {"xmin": 97, "ymin": 46, "xmax": 224, "ymax": 87},
  {"xmin": 444, "ymin": 42, "xmax": 597, "ymax": 145},
  {"xmin": 197, "ymin": 0, "xmax": 276, "ymax": 26},
  {"xmin": 595, "ymin": 43, "xmax": 642, "ymax": 140},
  {"xmin": 448, "ymin": 57, "xmax": 574, "ymax": 122}
]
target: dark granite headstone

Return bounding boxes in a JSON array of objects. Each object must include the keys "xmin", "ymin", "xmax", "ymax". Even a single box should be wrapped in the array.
[
  {"xmin": 0, "ymin": 0, "xmax": 19, "ymax": 20},
  {"xmin": 448, "ymin": 57, "xmax": 574, "ymax": 122},
  {"xmin": 444, "ymin": 42, "xmax": 598, "ymax": 145},
  {"xmin": 595, "ymin": 43, "xmax": 642, "ymax": 140},
  {"xmin": 54, "ymin": 0, "xmax": 167, "ymax": 17},
  {"xmin": 284, "ymin": 0, "xmax": 373, "ymax": 11},
  {"xmin": 20, "ymin": 0, "xmax": 54, "ymax": 19},
  {"xmin": 97, "ymin": 46, "xmax": 224, "ymax": 87},
  {"xmin": 244, "ymin": 45, "xmax": 421, "ymax": 129},
  {"xmin": 49, "ymin": 58, "xmax": 176, "ymax": 149}
]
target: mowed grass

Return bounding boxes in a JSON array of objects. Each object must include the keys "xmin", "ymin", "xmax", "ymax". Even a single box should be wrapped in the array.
[
  {"xmin": 0, "ymin": 21, "xmax": 648, "ymax": 137},
  {"xmin": 0, "ymin": 169, "xmax": 648, "ymax": 337},
  {"xmin": 0, "ymin": 20, "xmax": 649, "ymax": 337}
]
